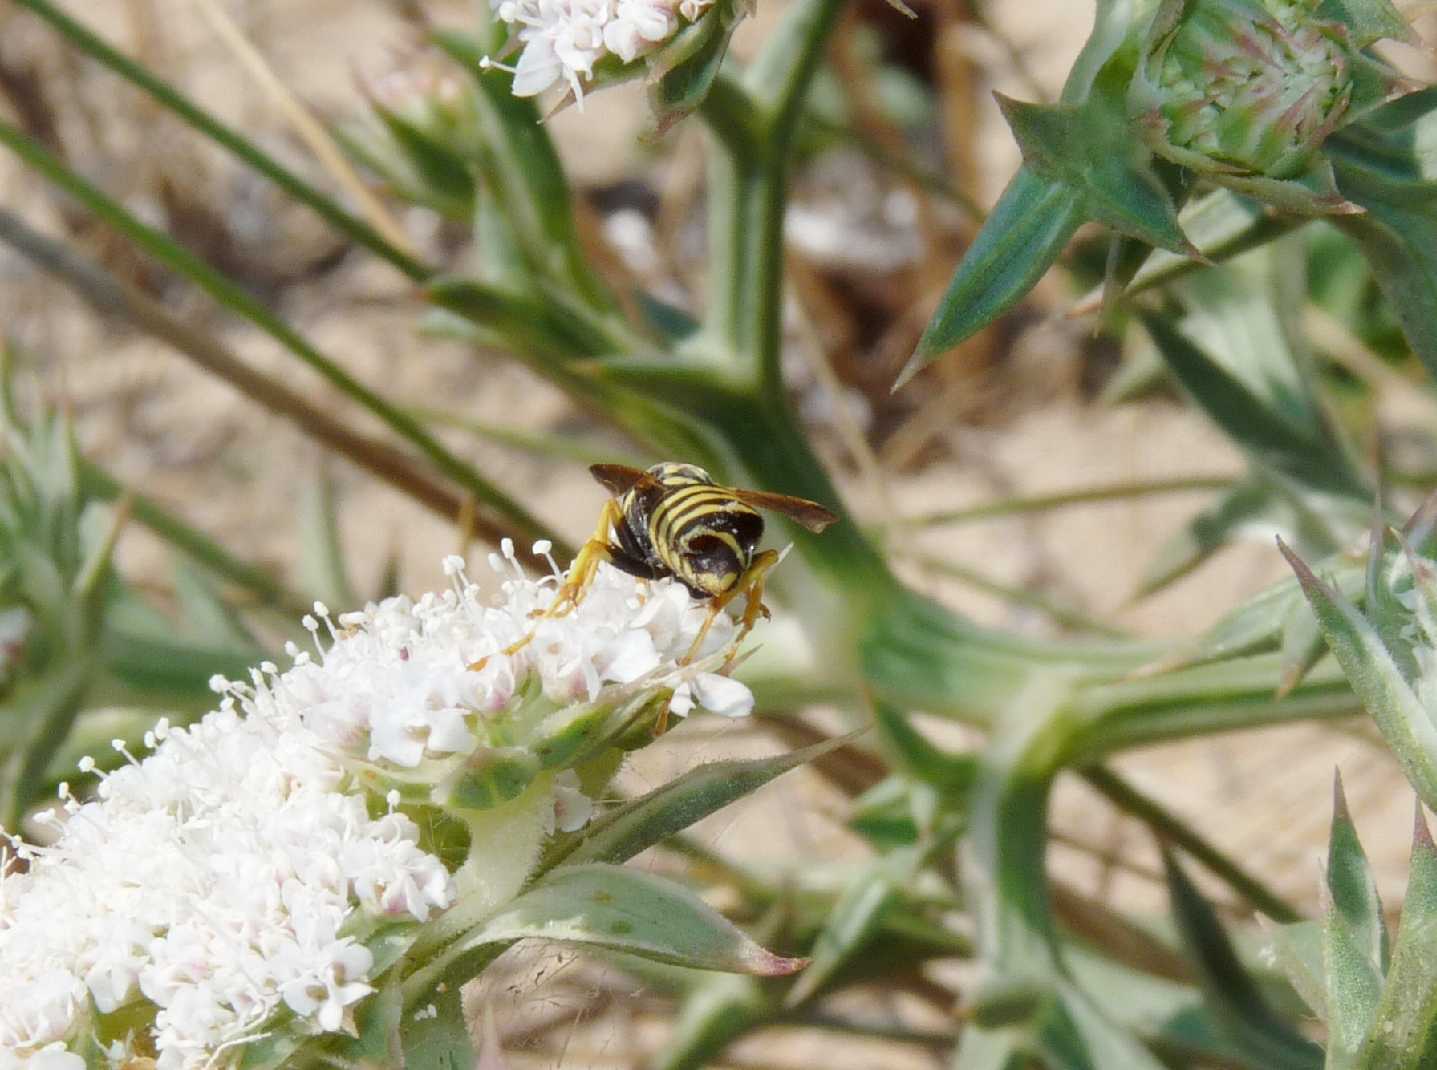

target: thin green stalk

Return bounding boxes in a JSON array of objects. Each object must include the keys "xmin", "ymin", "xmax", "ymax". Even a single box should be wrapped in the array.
[
  {"xmin": 1064, "ymin": 655, "xmax": 1361, "ymax": 762},
  {"xmin": 80, "ymin": 460, "xmax": 310, "ymax": 617},
  {"xmin": 0, "ymin": 203, "xmax": 558, "ymax": 561},
  {"xmin": 697, "ymin": 74, "xmax": 764, "ymax": 160},
  {"xmin": 912, "ymin": 475, "xmax": 1237, "ymax": 528},
  {"xmin": 1081, "ymin": 765, "xmax": 1299, "ymax": 922},
  {"xmin": 17, "ymin": 0, "xmax": 430, "ymax": 281},
  {"xmin": 0, "ymin": 120, "xmax": 563, "ymax": 553},
  {"xmin": 698, "ymin": 0, "xmax": 846, "ymax": 383},
  {"xmin": 969, "ymin": 694, "xmax": 1069, "ymax": 979},
  {"xmin": 906, "ymin": 552, "xmax": 1127, "ymax": 638},
  {"xmin": 699, "ymin": 82, "xmax": 765, "ymax": 359},
  {"xmin": 777, "ymin": 1012, "xmax": 955, "ymax": 1049},
  {"xmin": 746, "ymin": 0, "xmax": 849, "ymax": 151},
  {"xmin": 411, "ymin": 407, "xmax": 650, "ymax": 470},
  {"xmin": 0, "ymin": 656, "xmax": 95, "ymax": 829}
]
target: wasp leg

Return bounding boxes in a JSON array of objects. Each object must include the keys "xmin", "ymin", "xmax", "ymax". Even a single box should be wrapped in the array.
[
  {"xmin": 469, "ymin": 502, "xmax": 620, "ymax": 672},
  {"xmin": 682, "ymin": 548, "xmax": 780, "ymax": 666},
  {"xmin": 538, "ymin": 499, "xmax": 623, "ymax": 621}
]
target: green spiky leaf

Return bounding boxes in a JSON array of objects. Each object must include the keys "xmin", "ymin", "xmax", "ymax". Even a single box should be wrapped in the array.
[
  {"xmin": 1356, "ymin": 804, "xmax": 1437, "ymax": 1068},
  {"xmin": 1163, "ymin": 849, "xmax": 1323, "ymax": 1070},
  {"xmin": 543, "ymin": 734, "xmax": 851, "ymax": 871},
  {"xmin": 898, "ymin": 166, "xmax": 1084, "ymax": 385},
  {"xmin": 459, "ymin": 864, "xmax": 807, "ymax": 975},
  {"xmin": 1327, "ymin": 90, "xmax": 1437, "ymax": 382},
  {"xmin": 1281, "ymin": 540, "xmax": 1437, "ymax": 811},
  {"xmin": 999, "ymin": 95, "xmax": 1190, "ymax": 253},
  {"xmin": 1328, "ymin": 772, "xmax": 1390, "ymax": 978}
]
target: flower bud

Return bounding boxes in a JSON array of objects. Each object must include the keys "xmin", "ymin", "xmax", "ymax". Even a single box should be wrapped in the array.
[
  {"xmin": 345, "ymin": 54, "xmax": 481, "ymax": 219},
  {"xmin": 1129, "ymin": 0, "xmax": 1375, "ymax": 211}
]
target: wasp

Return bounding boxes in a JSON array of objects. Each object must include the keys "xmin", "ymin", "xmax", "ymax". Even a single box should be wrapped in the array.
[{"xmin": 544, "ymin": 462, "xmax": 838, "ymax": 662}]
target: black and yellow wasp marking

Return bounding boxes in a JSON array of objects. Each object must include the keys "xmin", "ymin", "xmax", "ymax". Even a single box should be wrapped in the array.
[{"xmin": 549, "ymin": 462, "xmax": 838, "ymax": 663}]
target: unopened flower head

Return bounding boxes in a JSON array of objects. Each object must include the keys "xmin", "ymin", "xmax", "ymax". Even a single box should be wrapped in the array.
[
  {"xmin": 485, "ymin": 0, "xmax": 716, "ymax": 100},
  {"xmin": 1132, "ymin": 0, "xmax": 1354, "ymax": 179},
  {"xmin": 0, "ymin": 549, "xmax": 756, "ymax": 1067}
]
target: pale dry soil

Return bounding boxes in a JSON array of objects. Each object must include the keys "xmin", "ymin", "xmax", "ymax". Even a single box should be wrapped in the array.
[{"xmin": 3, "ymin": 0, "xmax": 1434, "ymax": 1065}]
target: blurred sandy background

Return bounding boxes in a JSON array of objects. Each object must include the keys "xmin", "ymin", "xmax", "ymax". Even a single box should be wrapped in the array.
[{"xmin": 4, "ymin": 1, "xmax": 1436, "ymax": 1065}]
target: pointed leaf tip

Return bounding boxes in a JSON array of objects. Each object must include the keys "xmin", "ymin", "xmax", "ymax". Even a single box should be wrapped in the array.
[
  {"xmin": 1275, "ymin": 663, "xmax": 1302, "ymax": 700},
  {"xmin": 1333, "ymin": 767, "xmax": 1353, "ymax": 826},
  {"xmin": 1277, "ymin": 536, "xmax": 1326, "ymax": 596},
  {"xmin": 891, "ymin": 350, "xmax": 924, "ymax": 393},
  {"xmin": 757, "ymin": 951, "xmax": 810, "ymax": 977},
  {"xmin": 1415, "ymin": 797, "xmax": 1434, "ymax": 852}
]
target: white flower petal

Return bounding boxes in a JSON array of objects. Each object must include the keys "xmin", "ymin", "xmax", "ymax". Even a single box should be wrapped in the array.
[
  {"xmin": 689, "ymin": 673, "xmax": 753, "ymax": 718},
  {"xmin": 602, "ymin": 629, "xmax": 660, "ymax": 684},
  {"xmin": 512, "ymin": 35, "xmax": 562, "ymax": 96},
  {"xmin": 552, "ymin": 771, "xmax": 595, "ymax": 833}
]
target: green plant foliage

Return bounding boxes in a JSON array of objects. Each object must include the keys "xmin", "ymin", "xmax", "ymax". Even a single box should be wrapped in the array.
[
  {"xmin": 457, "ymin": 864, "xmax": 808, "ymax": 975},
  {"xmin": 906, "ymin": 0, "xmax": 1424, "ymax": 380},
  {"xmin": 0, "ymin": 385, "xmax": 262, "ymax": 828},
  {"xmin": 1268, "ymin": 783, "xmax": 1437, "ymax": 1068},
  {"xmin": 1282, "ymin": 531, "xmax": 1437, "ymax": 811},
  {"xmin": 9, "ymin": 0, "xmax": 1437, "ymax": 1063}
]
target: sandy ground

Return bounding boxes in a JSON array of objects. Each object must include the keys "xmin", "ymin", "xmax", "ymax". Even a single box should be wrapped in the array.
[{"xmin": 3, "ymin": 0, "xmax": 1434, "ymax": 1065}]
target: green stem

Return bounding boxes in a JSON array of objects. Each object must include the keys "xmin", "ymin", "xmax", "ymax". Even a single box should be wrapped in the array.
[
  {"xmin": 0, "ymin": 203, "xmax": 555, "ymax": 559},
  {"xmin": 0, "ymin": 121, "xmax": 561, "ymax": 552},
  {"xmin": 967, "ymin": 691, "xmax": 1071, "ymax": 981},
  {"xmin": 906, "ymin": 552, "xmax": 1127, "ymax": 638},
  {"xmin": 1081, "ymin": 765, "xmax": 1299, "ymax": 922},
  {"xmin": 17, "ymin": 0, "xmax": 430, "ymax": 282},
  {"xmin": 411, "ymin": 408, "xmax": 650, "ymax": 469},
  {"xmin": 1063, "ymin": 655, "xmax": 1360, "ymax": 763},
  {"xmin": 911, "ymin": 474, "xmax": 1236, "ymax": 527},
  {"xmin": 697, "ymin": 0, "xmax": 846, "ymax": 381},
  {"xmin": 1, "ymin": 653, "xmax": 95, "ymax": 829},
  {"xmin": 699, "ymin": 106, "xmax": 765, "ymax": 358},
  {"xmin": 80, "ymin": 461, "xmax": 310, "ymax": 617},
  {"xmin": 746, "ymin": 0, "xmax": 849, "ymax": 151}
]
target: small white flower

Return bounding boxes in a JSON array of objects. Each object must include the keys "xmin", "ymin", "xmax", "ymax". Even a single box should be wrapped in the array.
[
  {"xmin": 690, "ymin": 672, "xmax": 754, "ymax": 718},
  {"xmin": 489, "ymin": 0, "xmax": 715, "ymax": 100},
  {"xmin": 552, "ymin": 771, "xmax": 595, "ymax": 833},
  {"xmin": 278, "ymin": 938, "xmax": 374, "ymax": 1032}
]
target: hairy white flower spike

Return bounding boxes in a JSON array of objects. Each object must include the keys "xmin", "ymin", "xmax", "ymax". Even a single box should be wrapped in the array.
[
  {"xmin": 0, "ymin": 556, "xmax": 757, "ymax": 1067},
  {"xmin": 488, "ymin": 0, "xmax": 715, "ymax": 101}
]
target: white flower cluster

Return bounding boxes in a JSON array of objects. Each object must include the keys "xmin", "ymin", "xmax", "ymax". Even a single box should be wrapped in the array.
[
  {"xmin": 0, "ymin": 545, "xmax": 754, "ymax": 1068},
  {"xmin": 486, "ymin": 0, "xmax": 716, "ymax": 100},
  {"xmin": 0, "ymin": 709, "xmax": 451, "ymax": 1069},
  {"xmin": 271, "ymin": 541, "xmax": 751, "ymax": 771}
]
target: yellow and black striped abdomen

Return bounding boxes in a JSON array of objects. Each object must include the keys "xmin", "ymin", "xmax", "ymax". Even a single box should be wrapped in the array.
[{"xmin": 647, "ymin": 484, "xmax": 763, "ymax": 598}]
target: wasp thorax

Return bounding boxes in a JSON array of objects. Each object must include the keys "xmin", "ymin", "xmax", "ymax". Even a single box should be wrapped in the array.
[
  {"xmin": 1132, "ymin": 0, "xmax": 1353, "ymax": 179},
  {"xmin": 648, "ymin": 461, "xmax": 716, "ymax": 486}
]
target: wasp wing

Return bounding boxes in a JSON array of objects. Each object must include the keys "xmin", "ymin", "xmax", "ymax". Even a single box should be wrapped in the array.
[
  {"xmin": 729, "ymin": 488, "xmax": 838, "ymax": 533},
  {"xmin": 589, "ymin": 463, "xmax": 656, "ymax": 497}
]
